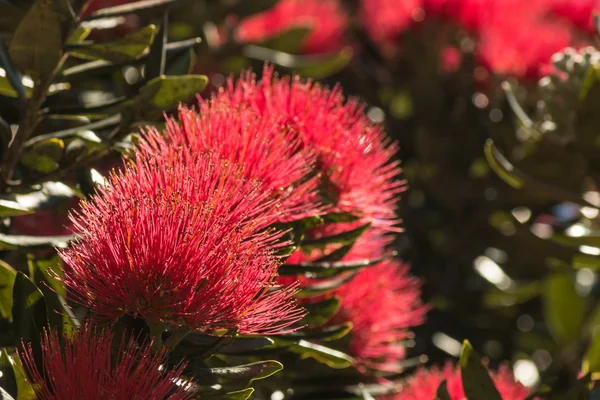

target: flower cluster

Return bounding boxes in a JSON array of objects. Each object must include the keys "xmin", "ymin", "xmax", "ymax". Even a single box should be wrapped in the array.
[
  {"xmin": 356, "ymin": 0, "xmax": 597, "ymax": 78},
  {"xmin": 20, "ymin": 326, "xmax": 191, "ymax": 400},
  {"xmin": 388, "ymin": 363, "xmax": 532, "ymax": 399},
  {"xmin": 236, "ymin": 0, "xmax": 347, "ymax": 54}
]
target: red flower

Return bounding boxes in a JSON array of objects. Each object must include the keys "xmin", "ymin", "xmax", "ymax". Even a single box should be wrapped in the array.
[
  {"xmin": 59, "ymin": 150, "xmax": 305, "ymax": 334},
  {"xmin": 387, "ymin": 363, "xmax": 532, "ymax": 399},
  {"xmin": 20, "ymin": 326, "xmax": 191, "ymax": 400},
  {"xmin": 140, "ymin": 102, "xmax": 321, "ymax": 222},
  {"xmin": 213, "ymin": 66, "xmax": 404, "ymax": 233},
  {"xmin": 359, "ymin": 0, "xmax": 424, "ymax": 48},
  {"xmin": 551, "ymin": 0, "xmax": 599, "ymax": 35},
  {"xmin": 332, "ymin": 260, "xmax": 427, "ymax": 371},
  {"xmin": 236, "ymin": 0, "xmax": 347, "ymax": 54}
]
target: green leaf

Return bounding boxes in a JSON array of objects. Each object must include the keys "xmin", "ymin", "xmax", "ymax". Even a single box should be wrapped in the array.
[
  {"xmin": 301, "ymin": 297, "xmax": 340, "ymax": 327},
  {"xmin": 145, "ymin": 11, "xmax": 168, "ymax": 80},
  {"xmin": 0, "ymin": 233, "xmax": 75, "ymax": 250},
  {"xmin": 243, "ymin": 45, "xmax": 353, "ymax": 79},
  {"xmin": 0, "ymin": 387, "xmax": 15, "ymax": 400},
  {"xmin": 281, "ymin": 322, "xmax": 352, "ymax": 342},
  {"xmin": 0, "ymin": 2, "xmax": 26, "ymax": 33},
  {"xmin": 137, "ymin": 74, "xmax": 208, "ymax": 110},
  {"xmin": 20, "ymin": 138, "xmax": 64, "ymax": 173},
  {"xmin": 69, "ymin": 25, "xmax": 158, "ymax": 63},
  {"xmin": 436, "ymin": 381, "xmax": 452, "ymax": 400},
  {"xmin": 0, "ymin": 262, "xmax": 16, "ymax": 320},
  {"xmin": 199, "ymin": 388, "xmax": 254, "ymax": 400},
  {"xmin": 459, "ymin": 340, "xmax": 502, "ymax": 400},
  {"xmin": 284, "ymin": 339, "xmax": 354, "ymax": 369},
  {"xmin": 321, "ymin": 212, "xmax": 361, "ymax": 223},
  {"xmin": 0, "ymin": 350, "xmax": 16, "ymax": 399},
  {"xmin": 66, "ymin": 26, "xmax": 91, "ymax": 44},
  {"xmin": 484, "ymin": 139, "xmax": 598, "ymax": 209},
  {"xmin": 543, "ymin": 273, "xmax": 588, "ymax": 344},
  {"xmin": 0, "ymin": 200, "xmax": 32, "ymax": 217},
  {"xmin": 29, "ymin": 256, "xmax": 78, "ymax": 336},
  {"xmin": 301, "ymin": 222, "xmax": 371, "ymax": 249},
  {"xmin": 280, "ymin": 252, "xmax": 391, "ymax": 276},
  {"xmin": 297, "ymin": 272, "xmax": 358, "ymax": 297},
  {"xmin": 8, "ymin": 0, "xmax": 64, "ymax": 77},
  {"xmin": 259, "ymin": 26, "xmax": 312, "ymax": 53},
  {"xmin": 482, "ymin": 282, "xmax": 542, "ymax": 309},
  {"xmin": 204, "ymin": 360, "xmax": 283, "ymax": 382},
  {"xmin": 0, "ymin": 76, "xmax": 31, "ymax": 99},
  {"xmin": 11, "ymin": 273, "xmax": 47, "ymax": 374},
  {"xmin": 83, "ymin": 0, "xmax": 181, "ymax": 20},
  {"xmin": 583, "ymin": 327, "xmax": 600, "ymax": 374}
]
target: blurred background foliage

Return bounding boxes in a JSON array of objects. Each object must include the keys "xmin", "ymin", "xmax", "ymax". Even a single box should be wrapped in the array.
[{"xmin": 0, "ymin": 0, "xmax": 600, "ymax": 398}]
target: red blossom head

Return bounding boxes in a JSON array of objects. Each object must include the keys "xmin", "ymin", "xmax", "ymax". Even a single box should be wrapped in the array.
[
  {"xmin": 332, "ymin": 260, "xmax": 427, "ymax": 371},
  {"xmin": 139, "ymin": 102, "xmax": 321, "ymax": 222},
  {"xmin": 359, "ymin": 0, "xmax": 424, "ymax": 50},
  {"xmin": 213, "ymin": 66, "xmax": 404, "ymax": 233},
  {"xmin": 59, "ymin": 150, "xmax": 305, "ymax": 335},
  {"xmin": 551, "ymin": 0, "xmax": 599, "ymax": 35},
  {"xmin": 236, "ymin": 0, "xmax": 347, "ymax": 54},
  {"xmin": 388, "ymin": 362, "xmax": 532, "ymax": 399},
  {"xmin": 20, "ymin": 325, "xmax": 191, "ymax": 400}
]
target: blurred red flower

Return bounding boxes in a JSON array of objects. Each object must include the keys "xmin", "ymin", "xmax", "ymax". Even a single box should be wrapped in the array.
[
  {"xmin": 20, "ymin": 326, "xmax": 191, "ymax": 400},
  {"xmin": 387, "ymin": 363, "xmax": 532, "ymax": 399},
  {"xmin": 236, "ymin": 0, "xmax": 347, "ymax": 54},
  {"xmin": 332, "ymin": 260, "xmax": 427, "ymax": 371},
  {"xmin": 59, "ymin": 150, "xmax": 305, "ymax": 334}
]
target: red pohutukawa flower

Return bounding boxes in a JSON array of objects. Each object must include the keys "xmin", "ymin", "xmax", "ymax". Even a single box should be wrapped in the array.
[
  {"xmin": 359, "ymin": 0, "xmax": 424, "ymax": 50},
  {"xmin": 213, "ymin": 66, "xmax": 404, "ymax": 232},
  {"xmin": 139, "ymin": 102, "xmax": 321, "ymax": 222},
  {"xmin": 59, "ymin": 150, "xmax": 305, "ymax": 334},
  {"xmin": 332, "ymin": 260, "xmax": 427, "ymax": 371},
  {"xmin": 20, "ymin": 326, "xmax": 191, "ymax": 400},
  {"xmin": 387, "ymin": 363, "xmax": 532, "ymax": 399},
  {"xmin": 236, "ymin": 0, "xmax": 348, "ymax": 54}
]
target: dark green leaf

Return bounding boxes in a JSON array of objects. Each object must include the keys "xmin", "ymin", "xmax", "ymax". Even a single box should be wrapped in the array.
[
  {"xmin": 0, "ymin": 116, "xmax": 11, "ymax": 160},
  {"xmin": 243, "ymin": 45, "xmax": 353, "ymax": 79},
  {"xmin": 0, "ymin": 233, "xmax": 76, "ymax": 250},
  {"xmin": 0, "ymin": 200, "xmax": 32, "ymax": 217},
  {"xmin": 482, "ymin": 282, "xmax": 542, "ymax": 309},
  {"xmin": 280, "ymin": 322, "xmax": 352, "ymax": 342},
  {"xmin": 284, "ymin": 339, "xmax": 354, "ymax": 369},
  {"xmin": 583, "ymin": 327, "xmax": 600, "ymax": 374},
  {"xmin": 297, "ymin": 272, "xmax": 358, "ymax": 297},
  {"xmin": 301, "ymin": 222, "xmax": 371, "ymax": 249},
  {"xmin": 8, "ymin": 0, "xmax": 64, "ymax": 77},
  {"xmin": 199, "ymin": 388, "xmax": 254, "ymax": 400},
  {"xmin": 25, "ymin": 114, "xmax": 120, "ymax": 146},
  {"xmin": 69, "ymin": 25, "xmax": 158, "ymax": 63},
  {"xmin": 145, "ymin": 10, "xmax": 168, "ymax": 80},
  {"xmin": 0, "ymin": 2, "xmax": 26, "ymax": 32},
  {"xmin": 0, "ymin": 40, "xmax": 26, "ymax": 101},
  {"xmin": 0, "ymin": 350, "xmax": 16, "ymax": 399},
  {"xmin": 83, "ymin": 0, "xmax": 181, "ymax": 20},
  {"xmin": 164, "ymin": 47, "xmax": 195, "ymax": 76},
  {"xmin": 0, "ymin": 387, "xmax": 15, "ymax": 400},
  {"xmin": 20, "ymin": 138, "xmax": 64, "ymax": 173},
  {"xmin": 436, "ymin": 380, "xmax": 452, "ymax": 400},
  {"xmin": 11, "ymin": 272, "xmax": 47, "ymax": 373},
  {"xmin": 29, "ymin": 256, "xmax": 78, "ymax": 336},
  {"xmin": 459, "ymin": 340, "xmax": 502, "ymax": 400},
  {"xmin": 280, "ymin": 252, "xmax": 392, "ymax": 276},
  {"xmin": 137, "ymin": 74, "xmax": 208, "ymax": 111},
  {"xmin": 484, "ymin": 139, "xmax": 598, "ymax": 209},
  {"xmin": 203, "ymin": 360, "xmax": 283, "ymax": 382},
  {"xmin": 321, "ymin": 212, "xmax": 361, "ymax": 223},
  {"xmin": 0, "ymin": 261, "xmax": 16, "ymax": 320},
  {"xmin": 301, "ymin": 297, "xmax": 340, "ymax": 327},
  {"xmin": 543, "ymin": 273, "xmax": 587, "ymax": 344},
  {"xmin": 259, "ymin": 26, "xmax": 311, "ymax": 53}
]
